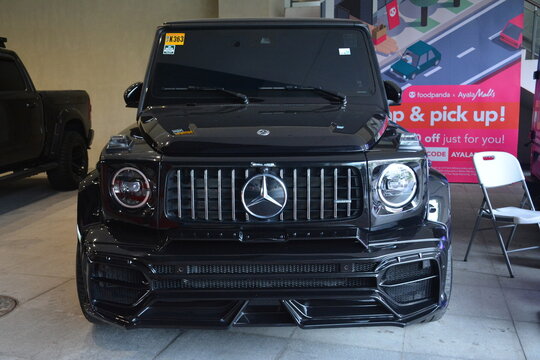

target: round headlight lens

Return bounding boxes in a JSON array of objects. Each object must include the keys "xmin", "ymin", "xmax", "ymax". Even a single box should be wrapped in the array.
[
  {"xmin": 111, "ymin": 167, "xmax": 151, "ymax": 208},
  {"xmin": 377, "ymin": 164, "xmax": 417, "ymax": 208}
]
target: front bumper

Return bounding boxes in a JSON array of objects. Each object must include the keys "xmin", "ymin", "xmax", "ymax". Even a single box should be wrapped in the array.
[{"xmin": 79, "ymin": 221, "xmax": 451, "ymax": 329}]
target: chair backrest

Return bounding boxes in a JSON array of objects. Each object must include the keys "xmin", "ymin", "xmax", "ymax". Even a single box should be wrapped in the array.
[{"xmin": 473, "ymin": 151, "xmax": 524, "ymax": 188}]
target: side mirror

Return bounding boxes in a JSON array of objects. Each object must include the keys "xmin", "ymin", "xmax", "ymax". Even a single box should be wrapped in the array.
[
  {"xmin": 124, "ymin": 82, "xmax": 143, "ymax": 108},
  {"xmin": 384, "ymin": 80, "xmax": 402, "ymax": 106}
]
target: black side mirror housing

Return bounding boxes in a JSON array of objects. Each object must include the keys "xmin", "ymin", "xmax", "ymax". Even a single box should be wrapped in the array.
[
  {"xmin": 124, "ymin": 82, "xmax": 143, "ymax": 108},
  {"xmin": 384, "ymin": 80, "xmax": 402, "ymax": 106}
]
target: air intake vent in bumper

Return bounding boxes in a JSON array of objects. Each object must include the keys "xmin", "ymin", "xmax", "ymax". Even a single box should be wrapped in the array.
[
  {"xmin": 380, "ymin": 260, "xmax": 439, "ymax": 305},
  {"xmin": 153, "ymin": 277, "xmax": 375, "ymax": 290}
]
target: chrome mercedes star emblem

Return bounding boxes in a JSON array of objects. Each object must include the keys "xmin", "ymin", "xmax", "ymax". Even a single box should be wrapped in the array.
[
  {"xmin": 241, "ymin": 174, "xmax": 287, "ymax": 219},
  {"xmin": 257, "ymin": 129, "xmax": 270, "ymax": 136}
]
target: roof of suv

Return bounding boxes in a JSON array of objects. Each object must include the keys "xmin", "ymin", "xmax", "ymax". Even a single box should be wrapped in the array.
[{"xmin": 163, "ymin": 18, "xmax": 368, "ymax": 29}]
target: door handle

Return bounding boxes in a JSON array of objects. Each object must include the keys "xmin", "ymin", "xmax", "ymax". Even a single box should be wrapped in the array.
[{"xmin": 26, "ymin": 102, "xmax": 36, "ymax": 108}]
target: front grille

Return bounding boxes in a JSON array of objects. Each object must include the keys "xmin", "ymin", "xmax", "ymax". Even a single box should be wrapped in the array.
[
  {"xmin": 151, "ymin": 262, "xmax": 378, "ymax": 275},
  {"xmin": 165, "ymin": 166, "xmax": 362, "ymax": 222},
  {"xmin": 153, "ymin": 277, "xmax": 375, "ymax": 290}
]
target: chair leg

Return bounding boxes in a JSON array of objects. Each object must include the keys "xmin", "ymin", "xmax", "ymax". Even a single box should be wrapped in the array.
[
  {"xmin": 492, "ymin": 221, "xmax": 515, "ymax": 278},
  {"xmin": 505, "ymin": 225, "xmax": 518, "ymax": 250},
  {"xmin": 464, "ymin": 212, "xmax": 482, "ymax": 261}
]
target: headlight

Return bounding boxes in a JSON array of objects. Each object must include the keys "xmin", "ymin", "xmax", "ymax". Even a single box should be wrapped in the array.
[
  {"xmin": 377, "ymin": 163, "xmax": 417, "ymax": 208},
  {"xmin": 111, "ymin": 167, "xmax": 151, "ymax": 208}
]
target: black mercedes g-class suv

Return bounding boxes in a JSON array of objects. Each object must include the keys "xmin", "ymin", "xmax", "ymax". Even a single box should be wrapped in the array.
[
  {"xmin": 0, "ymin": 37, "xmax": 92, "ymax": 189},
  {"xmin": 77, "ymin": 19, "xmax": 451, "ymax": 328}
]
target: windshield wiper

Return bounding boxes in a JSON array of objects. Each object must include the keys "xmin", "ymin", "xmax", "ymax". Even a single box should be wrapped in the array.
[
  {"xmin": 259, "ymin": 86, "xmax": 347, "ymax": 105},
  {"xmin": 161, "ymin": 86, "xmax": 249, "ymax": 104}
]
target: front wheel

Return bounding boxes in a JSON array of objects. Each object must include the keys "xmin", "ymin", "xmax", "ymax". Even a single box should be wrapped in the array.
[{"xmin": 47, "ymin": 131, "xmax": 88, "ymax": 190}]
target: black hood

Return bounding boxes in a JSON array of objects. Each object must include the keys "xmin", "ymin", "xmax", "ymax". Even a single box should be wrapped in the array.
[{"xmin": 138, "ymin": 103, "xmax": 388, "ymax": 156}]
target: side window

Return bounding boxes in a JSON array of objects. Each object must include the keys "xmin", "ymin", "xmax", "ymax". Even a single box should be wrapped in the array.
[
  {"xmin": 428, "ymin": 50, "xmax": 435, "ymax": 60},
  {"xmin": 418, "ymin": 53, "xmax": 428, "ymax": 66},
  {"xmin": 0, "ymin": 58, "xmax": 26, "ymax": 91}
]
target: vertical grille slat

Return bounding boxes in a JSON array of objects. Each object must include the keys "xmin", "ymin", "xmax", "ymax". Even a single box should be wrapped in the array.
[
  {"xmin": 231, "ymin": 169, "xmax": 236, "ymax": 221},
  {"xmin": 167, "ymin": 166, "xmax": 362, "ymax": 222},
  {"xmin": 333, "ymin": 168, "xmax": 338, "ymax": 219},
  {"xmin": 204, "ymin": 169, "xmax": 209, "ymax": 220},
  {"xmin": 177, "ymin": 169, "xmax": 182, "ymax": 219},
  {"xmin": 279, "ymin": 169, "xmax": 284, "ymax": 221},
  {"xmin": 347, "ymin": 168, "xmax": 352, "ymax": 217},
  {"xmin": 190, "ymin": 169, "xmax": 195, "ymax": 220},
  {"xmin": 320, "ymin": 168, "xmax": 325, "ymax": 219},
  {"xmin": 245, "ymin": 169, "xmax": 250, "ymax": 221},
  {"xmin": 293, "ymin": 169, "xmax": 297, "ymax": 221},
  {"xmin": 218, "ymin": 169, "xmax": 222, "ymax": 221},
  {"xmin": 307, "ymin": 168, "xmax": 311, "ymax": 221}
]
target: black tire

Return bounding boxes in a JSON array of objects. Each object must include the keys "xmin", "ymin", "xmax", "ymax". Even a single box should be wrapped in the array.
[
  {"xmin": 47, "ymin": 131, "xmax": 88, "ymax": 190},
  {"xmin": 434, "ymin": 59, "xmax": 440, "ymax": 66},
  {"xmin": 76, "ymin": 241, "xmax": 102, "ymax": 324}
]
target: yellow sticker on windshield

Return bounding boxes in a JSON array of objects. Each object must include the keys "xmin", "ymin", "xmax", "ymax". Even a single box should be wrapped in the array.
[{"xmin": 165, "ymin": 33, "xmax": 185, "ymax": 45}]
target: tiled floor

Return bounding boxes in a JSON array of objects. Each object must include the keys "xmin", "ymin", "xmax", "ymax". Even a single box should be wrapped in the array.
[{"xmin": 0, "ymin": 176, "xmax": 539, "ymax": 360}]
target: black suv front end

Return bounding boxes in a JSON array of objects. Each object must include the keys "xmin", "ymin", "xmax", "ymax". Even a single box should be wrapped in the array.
[{"xmin": 76, "ymin": 19, "xmax": 451, "ymax": 329}]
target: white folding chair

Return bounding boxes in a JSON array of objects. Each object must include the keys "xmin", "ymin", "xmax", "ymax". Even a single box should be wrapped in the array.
[{"xmin": 463, "ymin": 151, "xmax": 540, "ymax": 277}]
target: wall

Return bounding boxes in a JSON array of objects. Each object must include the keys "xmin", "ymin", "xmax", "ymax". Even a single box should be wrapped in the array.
[
  {"xmin": 219, "ymin": 0, "xmax": 285, "ymax": 17},
  {"xmin": 0, "ymin": 0, "xmax": 218, "ymax": 165}
]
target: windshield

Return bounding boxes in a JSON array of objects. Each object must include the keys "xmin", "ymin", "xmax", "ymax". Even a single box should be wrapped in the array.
[
  {"xmin": 145, "ymin": 27, "xmax": 376, "ymax": 106},
  {"xmin": 401, "ymin": 50, "xmax": 419, "ymax": 67},
  {"xmin": 502, "ymin": 23, "xmax": 522, "ymax": 39}
]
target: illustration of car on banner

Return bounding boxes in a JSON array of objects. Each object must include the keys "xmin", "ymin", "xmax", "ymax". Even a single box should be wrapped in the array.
[
  {"xmin": 499, "ymin": 14, "xmax": 523, "ymax": 49},
  {"xmin": 390, "ymin": 41, "xmax": 441, "ymax": 81}
]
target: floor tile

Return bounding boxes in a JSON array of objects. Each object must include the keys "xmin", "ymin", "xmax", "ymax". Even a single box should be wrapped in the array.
[
  {"xmin": 291, "ymin": 325, "xmax": 404, "ymax": 352},
  {"xmin": 514, "ymin": 321, "xmax": 540, "ymax": 360},
  {"xmin": 0, "ymin": 306, "xmax": 180, "ymax": 360},
  {"xmin": 403, "ymin": 314, "xmax": 525, "ymax": 360},
  {"xmin": 230, "ymin": 325, "xmax": 295, "ymax": 338},
  {"xmin": 502, "ymin": 288, "xmax": 540, "ymax": 323},
  {"xmin": 452, "ymin": 268, "xmax": 500, "ymax": 288},
  {"xmin": 279, "ymin": 339, "xmax": 401, "ymax": 360},
  {"xmin": 401, "ymin": 353, "xmax": 467, "ymax": 360},
  {"xmin": 0, "ymin": 273, "xmax": 70, "ymax": 304},
  {"xmin": 155, "ymin": 330, "xmax": 288, "ymax": 360},
  {"xmin": 447, "ymin": 284, "xmax": 511, "ymax": 320}
]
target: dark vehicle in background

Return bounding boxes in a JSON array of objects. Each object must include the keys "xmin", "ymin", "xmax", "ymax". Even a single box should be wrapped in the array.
[
  {"xmin": 0, "ymin": 37, "xmax": 92, "ymax": 189},
  {"xmin": 76, "ymin": 19, "xmax": 451, "ymax": 329},
  {"xmin": 390, "ymin": 41, "xmax": 441, "ymax": 81}
]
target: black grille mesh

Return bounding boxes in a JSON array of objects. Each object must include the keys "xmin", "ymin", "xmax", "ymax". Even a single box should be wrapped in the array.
[
  {"xmin": 382, "ymin": 260, "xmax": 437, "ymax": 285},
  {"xmin": 188, "ymin": 263, "xmax": 339, "ymax": 274},
  {"xmin": 352, "ymin": 262, "xmax": 377, "ymax": 272},
  {"xmin": 385, "ymin": 278, "xmax": 437, "ymax": 303},
  {"xmin": 151, "ymin": 262, "xmax": 377, "ymax": 275},
  {"xmin": 91, "ymin": 285, "xmax": 145, "ymax": 305},
  {"xmin": 153, "ymin": 277, "xmax": 374, "ymax": 290}
]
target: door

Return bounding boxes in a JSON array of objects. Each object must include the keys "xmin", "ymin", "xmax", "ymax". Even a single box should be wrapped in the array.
[{"xmin": 0, "ymin": 55, "xmax": 44, "ymax": 168}]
